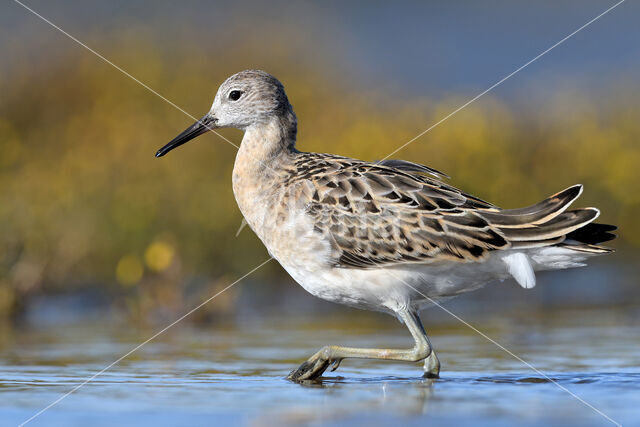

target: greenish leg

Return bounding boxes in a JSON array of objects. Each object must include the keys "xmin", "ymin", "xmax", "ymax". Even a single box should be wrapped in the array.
[
  {"xmin": 287, "ymin": 309, "xmax": 436, "ymax": 381},
  {"xmin": 413, "ymin": 311, "xmax": 440, "ymax": 378}
]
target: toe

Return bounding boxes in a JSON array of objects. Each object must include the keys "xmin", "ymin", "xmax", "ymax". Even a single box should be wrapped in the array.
[
  {"xmin": 287, "ymin": 360, "xmax": 315, "ymax": 381},
  {"xmin": 287, "ymin": 357, "xmax": 332, "ymax": 381},
  {"xmin": 329, "ymin": 358, "xmax": 343, "ymax": 372}
]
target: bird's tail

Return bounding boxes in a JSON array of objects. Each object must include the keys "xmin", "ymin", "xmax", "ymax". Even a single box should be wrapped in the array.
[{"xmin": 479, "ymin": 184, "xmax": 617, "ymax": 253}]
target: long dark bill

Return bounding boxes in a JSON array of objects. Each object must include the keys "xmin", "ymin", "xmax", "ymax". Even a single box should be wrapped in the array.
[{"xmin": 155, "ymin": 114, "xmax": 216, "ymax": 157}]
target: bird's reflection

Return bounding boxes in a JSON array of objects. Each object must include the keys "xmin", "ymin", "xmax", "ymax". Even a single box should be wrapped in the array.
[{"xmin": 288, "ymin": 374, "xmax": 436, "ymax": 417}]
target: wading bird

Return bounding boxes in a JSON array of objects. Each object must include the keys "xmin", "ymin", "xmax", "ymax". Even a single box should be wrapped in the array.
[{"xmin": 156, "ymin": 70, "xmax": 616, "ymax": 381}]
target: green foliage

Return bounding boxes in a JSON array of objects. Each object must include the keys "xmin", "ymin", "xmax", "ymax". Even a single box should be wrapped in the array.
[{"xmin": 0, "ymin": 38, "xmax": 636, "ymax": 316}]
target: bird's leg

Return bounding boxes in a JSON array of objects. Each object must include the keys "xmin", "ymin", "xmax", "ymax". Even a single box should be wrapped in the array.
[
  {"xmin": 412, "ymin": 311, "xmax": 440, "ymax": 378},
  {"xmin": 287, "ymin": 309, "xmax": 433, "ymax": 381}
]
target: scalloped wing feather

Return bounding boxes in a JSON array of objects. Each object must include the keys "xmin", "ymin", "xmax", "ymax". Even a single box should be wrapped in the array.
[
  {"xmin": 288, "ymin": 153, "xmax": 509, "ymax": 268},
  {"xmin": 285, "ymin": 153, "xmax": 611, "ymax": 270}
]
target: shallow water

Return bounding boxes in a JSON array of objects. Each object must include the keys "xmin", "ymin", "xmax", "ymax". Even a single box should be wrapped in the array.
[{"xmin": 0, "ymin": 305, "xmax": 638, "ymax": 427}]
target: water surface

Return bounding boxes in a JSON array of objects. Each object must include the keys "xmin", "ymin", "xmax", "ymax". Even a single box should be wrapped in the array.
[{"xmin": 0, "ymin": 305, "xmax": 638, "ymax": 426}]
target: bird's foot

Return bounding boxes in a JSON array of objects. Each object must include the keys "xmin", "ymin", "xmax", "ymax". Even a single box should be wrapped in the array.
[
  {"xmin": 422, "ymin": 370, "xmax": 440, "ymax": 379},
  {"xmin": 287, "ymin": 346, "xmax": 342, "ymax": 381},
  {"xmin": 422, "ymin": 352, "xmax": 440, "ymax": 379}
]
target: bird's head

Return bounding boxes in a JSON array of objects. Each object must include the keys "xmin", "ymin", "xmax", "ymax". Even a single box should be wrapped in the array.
[{"xmin": 156, "ymin": 70, "xmax": 294, "ymax": 157}]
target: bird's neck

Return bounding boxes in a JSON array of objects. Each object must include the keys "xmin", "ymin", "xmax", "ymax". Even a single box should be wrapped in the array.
[
  {"xmin": 232, "ymin": 111, "xmax": 298, "ymax": 233},
  {"xmin": 235, "ymin": 111, "xmax": 297, "ymax": 174}
]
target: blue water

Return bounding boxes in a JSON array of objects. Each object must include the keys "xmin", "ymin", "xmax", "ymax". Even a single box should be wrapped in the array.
[{"xmin": 1, "ymin": 306, "xmax": 638, "ymax": 427}]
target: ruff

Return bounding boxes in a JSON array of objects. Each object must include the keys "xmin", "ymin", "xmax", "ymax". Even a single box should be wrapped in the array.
[{"xmin": 157, "ymin": 69, "xmax": 616, "ymax": 380}]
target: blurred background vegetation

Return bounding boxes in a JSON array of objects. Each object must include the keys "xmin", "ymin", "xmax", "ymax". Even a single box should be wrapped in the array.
[{"xmin": 0, "ymin": 0, "xmax": 638, "ymax": 323}]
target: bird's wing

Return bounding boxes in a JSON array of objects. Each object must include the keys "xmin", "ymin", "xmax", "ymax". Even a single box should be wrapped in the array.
[
  {"xmin": 289, "ymin": 153, "xmax": 601, "ymax": 269},
  {"xmin": 289, "ymin": 153, "xmax": 509, "ymax": 268}
]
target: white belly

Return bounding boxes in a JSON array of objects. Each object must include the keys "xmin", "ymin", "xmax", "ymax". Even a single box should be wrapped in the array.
[
  {"xmin": 278, "ymin": 244, "xmax": 593, "ymax": 315},
  {"xmin": 278, "ymin": 249, "xmax": 505, "ymax": 314},
  {"xmin": 259, "ymin": 209, "xmax": 506, "ymax": 314}
]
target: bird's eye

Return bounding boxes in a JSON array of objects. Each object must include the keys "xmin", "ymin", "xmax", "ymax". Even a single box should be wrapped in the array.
[{"xmin": 229, "ymin": 90, "xmax": 242, "ymax": 101}]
